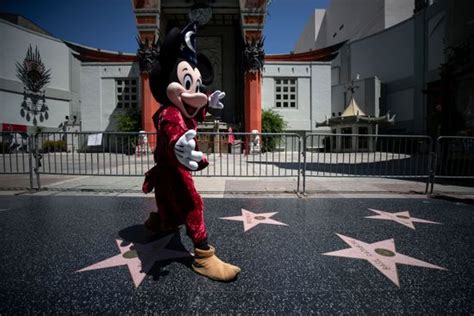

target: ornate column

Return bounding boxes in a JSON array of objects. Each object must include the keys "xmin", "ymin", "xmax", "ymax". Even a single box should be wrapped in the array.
[
  {"xmin": 137, "ymin": 37, "xmax": 160, "ymax": 134},
  {"xmin": 132, "ymin": 0, "xmax": 161, "ymax": 134},
  {"xmin": 243, "ymin": 39, "xmax": 264, "ymax": 133},
  {"xmin": 239, "ymin": 0, "xmax": 268, "ymax": 133}
]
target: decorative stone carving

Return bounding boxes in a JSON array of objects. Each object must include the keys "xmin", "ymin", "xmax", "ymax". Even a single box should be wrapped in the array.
[
  {"xmin": 188, "ymin": 3, "xmax": 212, "ymax": 26},
  {"xmin": 16, "ymin": 45, "xmax": 51, "ymax": 126},
  {"xmin": 243, "ymin": 38, "xmax": 265, "ymax": 73},
  {"xmin": 197, "ymin": 37, "xmax": 223, "ymax": 91},
  {"xmin": 250, "ymin": 129, "xmax": 261, "ymax": 153},
  {"xmin": 136, "ymin": 36, "xmax": 160, "ymax": 74}
]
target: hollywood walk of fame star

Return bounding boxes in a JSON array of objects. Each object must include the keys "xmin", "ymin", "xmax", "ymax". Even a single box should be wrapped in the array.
[
  {"xmin": 365, "ymin": 208, "xmax": 441, "ymax": 229},
  {"xmin": 323, "ymin": 234, "xmax": 447, "ymax": 287},
  {"xmin": 220, "ymin": 208, "xmax": 288, "ymax": 232},
  {"xmin": 76, "ymin": 234, "xmax": 191, "ymax": 288}
]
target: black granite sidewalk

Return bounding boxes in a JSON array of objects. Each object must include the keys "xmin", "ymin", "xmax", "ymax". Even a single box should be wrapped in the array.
[{"xmin": 0, "ymin": 195, "xmax": 473, "ymax": 314}]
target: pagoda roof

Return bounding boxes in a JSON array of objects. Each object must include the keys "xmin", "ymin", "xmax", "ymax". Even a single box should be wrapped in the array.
[
  {"xmin": 64, "ymin": 41, "xmax": 137, "ymax": 63},
  {"xmin": 341, "ymin": 97, "xmax": 366, "ymax": 117},
  {"xmin": 316, "ymin": 96, "xmax": 395, "ymax": 127},
  {"xmin": 316, "ymin": 114, "xmax": 395, "ymax": 127}
]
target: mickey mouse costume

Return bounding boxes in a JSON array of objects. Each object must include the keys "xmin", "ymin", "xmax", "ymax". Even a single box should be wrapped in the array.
[{"xmin": 142, "ymin": 23, "xmax": 240, "ymax": 281}]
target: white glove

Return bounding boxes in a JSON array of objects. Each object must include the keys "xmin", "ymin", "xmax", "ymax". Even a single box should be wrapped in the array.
[
  {"xmin": 208, "ymin": 90, "xmax": 225, "ymax": 110},
  {"xmin": 174, "ymin": 129, "xmax": 203, "ymax": 171}
]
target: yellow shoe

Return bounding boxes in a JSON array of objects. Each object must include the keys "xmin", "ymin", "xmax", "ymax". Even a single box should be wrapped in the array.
[{"xmin": 192, "ymin": 246, "xmax": 241, "ymax": 281}]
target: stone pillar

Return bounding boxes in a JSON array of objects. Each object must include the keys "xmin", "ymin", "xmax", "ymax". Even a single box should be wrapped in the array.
[
  {"xmin": 136, "ymin": 36, "xmax": 160, "ymax": 149},
  {"xmin": 243, "ymin": 38, "xmax": 265, "ymax": 133},
  {"xmin": 239, "ymin": 0, "xmax": 269, "ymax": 133},
  {"xmin": 131, "ymin": 0, "xmax": 160, "ymax": 147},
  {"xmin": 244, "ymin": 71, "xmax": 262, "ymax": 133},
  {"xmin": 140, "ymin": 73, "xmax": 159, "ymax": 133}
]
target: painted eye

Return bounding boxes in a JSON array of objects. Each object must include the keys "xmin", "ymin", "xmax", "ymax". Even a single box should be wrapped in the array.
[
  {"xmin": 183, "ymin": 74, "xmax": 192, "ymax": 90},
  {"xmin": 196, "ymin": 80, "xmax": 201, "ymax": 93}
]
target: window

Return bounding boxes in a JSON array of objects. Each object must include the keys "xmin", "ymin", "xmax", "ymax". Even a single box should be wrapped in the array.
[
  {"xmin": 116, "ymin": 78, "xmax": 138, "ymax": 109},
  {"xmin": 274, "ymin": 78, "xmax": 297, "ymax": 108}
]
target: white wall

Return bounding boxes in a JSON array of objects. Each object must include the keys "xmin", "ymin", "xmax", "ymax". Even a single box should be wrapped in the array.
[
  {"xmin": 0, "ymin": 19, "xmax": 73, "ymax": 130},
  {"xmin": 332, "ymin": 77, "xmax": 382, "ymax": 118},
  {"xmin": 0, "ymin": 91, "xmax": 69, "ymax": 128},
  {"xmin": 295, "ymin": 0, "xmax": 414, "ymax": 51},
  {"xmin": 386, "ymin": 88, "xmax": 414, "ymax": 121},
  {"xmin": 350, "ymin": 19, "xmax": 414, "ymax": 82},
  {"xmin": 384, "ymin": 0, "xmax": 414, "ymax": 28},
  {"xmin": 315, "ymin": 0, "xmax": 386, "ymax": 49},
  {"xmin": 262, "ymin": 61, "xmax": 331, "ymax": 131},
  {"xmin": 80, "ymin": 62, "xmax": 139, "ymax": 132},
  {"xmin": 0, "ymin": 20, "xmax": 70, "ymax": 91},
  {"xmin": 311, "ymin": 62, "xmax": 332, "ymax": 130}
]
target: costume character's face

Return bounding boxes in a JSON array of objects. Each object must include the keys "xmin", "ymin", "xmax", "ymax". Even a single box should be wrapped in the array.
[
  {"xmin": 166, "ymin": 60, "xmax": 208, "ymax": 119},
  {"xmin": 149, "ymin": 24, "xmax": 214, "ymax": 116}
]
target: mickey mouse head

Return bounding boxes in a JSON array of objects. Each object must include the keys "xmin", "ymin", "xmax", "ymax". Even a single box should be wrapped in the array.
[{"xmin": 150, "ymin": 23, "xmax": 214, "ymax": 119}]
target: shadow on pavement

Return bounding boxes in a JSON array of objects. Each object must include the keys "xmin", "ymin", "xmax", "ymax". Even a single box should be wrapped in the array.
[
  {"xmin": 118, "ymin": 225, "xmax": 194, "ymax": 281},
  {"xmin": 430, "ymin": 194, "xmax": 474, "ymax": 205}
]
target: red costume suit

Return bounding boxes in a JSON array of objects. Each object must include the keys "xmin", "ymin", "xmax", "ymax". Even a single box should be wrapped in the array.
[
  {"xmin": 151, "ymin": 106, "xmax": 208, "ymax": 244},
  {"xmin": 143, "ymin": 22, "xmax": 240, "ymax": 281}
]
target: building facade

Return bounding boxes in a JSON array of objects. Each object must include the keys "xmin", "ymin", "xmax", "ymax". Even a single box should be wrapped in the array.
[
  {"xmin": 1, "ymin": 1, "xmax": 334, "ymax": 137},
  {"xmin": 294, "ymin": 0, "xmax": 414, "ymax": 53},
  {"xmin": 261, "ymin": 60, "xmax": 331, "ymax": 133},
  {"xmin": 0, "ymin": 16, "xmax": 81, "ymax": 133},
  {"xmin": 294, "ymin": 0, "xmax": 474, "ymax": 136}
]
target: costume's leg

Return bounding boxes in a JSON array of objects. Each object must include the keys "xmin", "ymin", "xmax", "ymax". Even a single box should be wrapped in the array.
[
  {"xmin": 175, "ymin": 170, "xmax": 241, "ymax": 281},
  {"xmin": 145, "ymin": 168, "xmax": 183, "ymax": 232},
  {"xmin": 173, "ymin": 169, "xmax": 208, "ymax": 244},
  {"xmin": 145, "ymin": 193, "xmax": 182, "ymax": 232}
]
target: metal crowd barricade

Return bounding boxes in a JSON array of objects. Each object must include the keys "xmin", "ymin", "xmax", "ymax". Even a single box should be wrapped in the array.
[
  {"xmin": 431, "ymin": 136, "xmax": 474, "ymax": 193},
  {"xmin": 0, "ymin": 131, "xmax": 34, "ymax": 188},
  {"xmin": 10, "ymin": 130, "xmax": 468, "ymax": 195},
  {"xmin": 33, "ymin": 132, "xmax": 157, "ymax": 189},
  {"xmin": 195, "ymin": 132, "xmax": 303, "ymax": 193},
  {"xmin": 31, "ymin": 131, "xmax": 302, "ymax": 192},
  {"xmin": 303, "ymin": 133, "xmax": 433, "ymax": 193}
]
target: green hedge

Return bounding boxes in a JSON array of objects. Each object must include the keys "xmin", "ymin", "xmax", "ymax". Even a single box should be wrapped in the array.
[
  {"xmin": 42, "ymin": 140, "xmax": 66, "ymax": 153},
  {"xmin": 261, "ymin": 109, "xmax": 287, "ymax": 152},
  {"xmin": 0, "ymin": 142, "xmax": 11, "ymax": 154}
]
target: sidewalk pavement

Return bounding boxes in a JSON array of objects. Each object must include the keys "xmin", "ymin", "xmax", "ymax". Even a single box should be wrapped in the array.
[{"xmin": 1, "ymin": 174, "xmax": 473, "ymax": 199}]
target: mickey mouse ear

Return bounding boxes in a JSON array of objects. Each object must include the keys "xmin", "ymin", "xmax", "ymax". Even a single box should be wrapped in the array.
[
  {"xmin": 159, "ymin": 27, "xmax": 182, "ymax": 64},
  {"xmin": 180, "ymin": 23, "xmax": 197, "ymax": 64},
  {"xmin": 197, "ymin": 53, "xmax": 213, "ymax": 85}
]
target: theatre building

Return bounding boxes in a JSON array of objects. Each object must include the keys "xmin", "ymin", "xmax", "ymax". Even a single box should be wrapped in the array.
[{"xmin": 0, "ymin": 1, "xmax": 335, "ymax": 137}]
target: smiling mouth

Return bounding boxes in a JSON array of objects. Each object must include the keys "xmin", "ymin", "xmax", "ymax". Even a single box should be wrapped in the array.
[{"xmin": 183, "ymin": 101, "xmax": 200, "ymax": 117}]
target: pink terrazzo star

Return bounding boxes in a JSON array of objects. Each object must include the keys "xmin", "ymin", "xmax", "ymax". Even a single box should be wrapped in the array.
[
  {"xmin": 366, "ymin": 208, "xmax": 441, "ymax": 229},
  {"xmin": 77, "ymin": 234, "xmax": 190, "ymax": 288},
  {"xmin": 220, "ymin": 208, "xmax": 288, "ymax": 232},
  {"xmin": 323, "ymin": 234, "xmax": 447, "ymax": 287}
]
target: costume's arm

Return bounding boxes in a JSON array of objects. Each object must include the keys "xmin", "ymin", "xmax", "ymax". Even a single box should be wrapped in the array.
[
  {"xmin": 159, "ymin": 110, "xmax": 205, "ymax": 171},
  {"xmin": 174, "ymin": 130, "xmax": 205, "ymax": 171},
  {"xmin": 208, "ymin": 90, "xmax": 225, "ymax": 110}
]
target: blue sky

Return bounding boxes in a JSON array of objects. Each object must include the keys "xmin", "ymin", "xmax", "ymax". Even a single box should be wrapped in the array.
[{"xmin": 0, "ymin": 0, "xmax": 329, "ymax": 54}]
